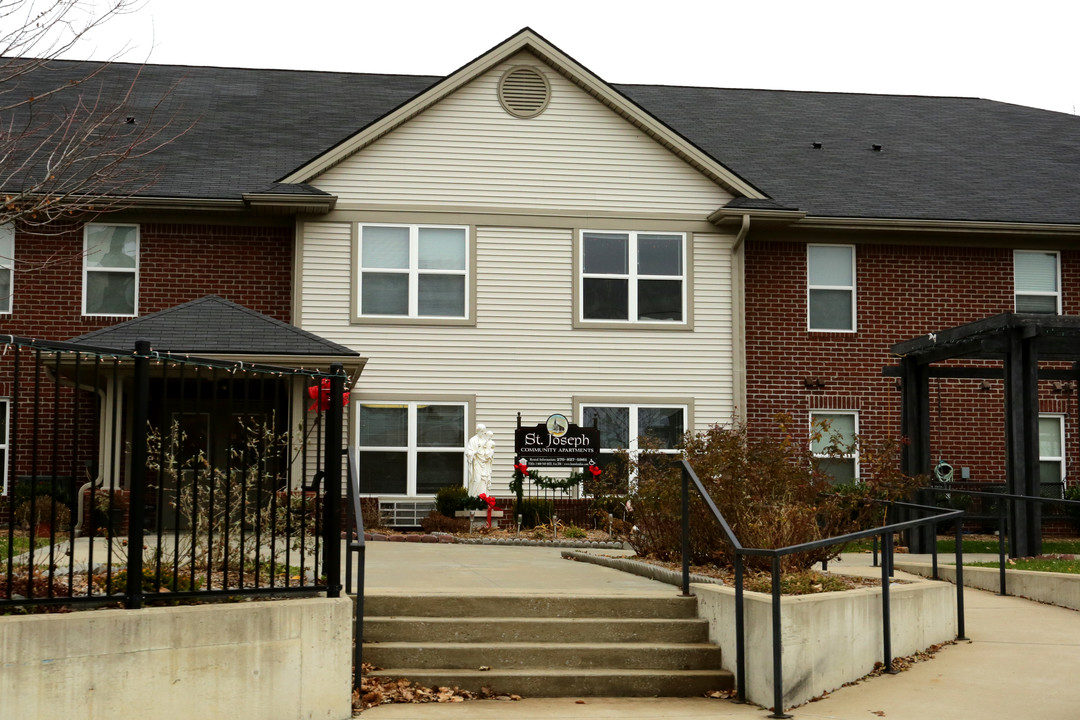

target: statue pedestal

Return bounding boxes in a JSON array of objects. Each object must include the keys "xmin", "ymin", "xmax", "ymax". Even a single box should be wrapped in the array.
[{"xmin": 455, "ymin": 509, "xmax": 505, "ymax": 529}]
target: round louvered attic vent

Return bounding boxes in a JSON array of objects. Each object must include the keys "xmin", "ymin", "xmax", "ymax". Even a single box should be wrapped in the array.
[{"xmin": 498, "ymin": 66, "xmax": 551, "ymax": 118}]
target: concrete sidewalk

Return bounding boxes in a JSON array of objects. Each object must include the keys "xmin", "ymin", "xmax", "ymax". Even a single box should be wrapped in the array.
[{"xmin": 359, "ymin": 543, "xmax": 1080, "ymax": 719}]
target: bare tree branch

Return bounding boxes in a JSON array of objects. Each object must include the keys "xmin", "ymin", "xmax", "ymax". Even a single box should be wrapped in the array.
[{"xmin": 0, "ymin": 1, "xmax": 192, "ymax": 230}]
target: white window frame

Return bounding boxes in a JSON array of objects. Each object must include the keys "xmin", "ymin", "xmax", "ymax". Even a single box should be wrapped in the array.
[
  {"xmin": 807, "ymin": 244, "xmax": 856, "ymax": 332},
  {"xmin": 0, "ymin": 224, "xmax": 13, "ymax": 314},
  {"xmin": 1014, "ymin": 250, "xmax": 1061, "ymax": 314},
  {"xmin": 356, "ymin": 400, "xmax": 468, "ymax": 497},
  {"xmin": 810, "ymin": 410, "xmax": 859, "ymax": 484},
  {"xmin": 579, "ymin": 402, "xmax": 688, "ymax": 490},
  {"xmin": 356, "ymin": 223, "xmax": 470, "ymax": 320},
  {"xmin": 579, "ymin": 230, "xmax": 687, "ymax": 325},
  {"xmin": 1038, "ymin": 413, "xmax": 1066, "ymax": 496},
  {"xmin": 0, "ymin": 398, "xmax": 8, "ymax": 495},
  {"xmin": 82, "ymin": 223, "xmax": 139, "ymax": 317}
]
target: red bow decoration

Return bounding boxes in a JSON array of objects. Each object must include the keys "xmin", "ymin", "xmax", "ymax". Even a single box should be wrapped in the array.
[
  {"xmin": 477, "ymin": 493, "xmax": 498, "ymax": 527},
  {"xmin": 514, "ymin": 461, "xmax": 530, "ymax": 475},
  {"xmin": 588, "ymin": 464, "xmax": 602, "ymax": 477},
  {"xmin": 307, "ymin": 378, "xmax": 350, "ymax": 411}
]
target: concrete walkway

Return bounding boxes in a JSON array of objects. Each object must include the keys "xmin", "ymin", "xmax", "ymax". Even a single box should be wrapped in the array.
[{"xmin": 359, "ymin": 543, "xmax": 1080, "ymax": 719}]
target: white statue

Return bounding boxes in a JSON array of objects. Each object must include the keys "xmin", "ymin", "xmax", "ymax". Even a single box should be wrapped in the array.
[{"xmin": 466, "ymin": 423, "xmax": 495, "ymax": 496}]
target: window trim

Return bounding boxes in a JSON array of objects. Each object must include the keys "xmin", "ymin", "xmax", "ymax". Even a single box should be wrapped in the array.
[
  {"xmin": 574, "ymin": 397, "xmax": 692, "ymax": 490},
  {"xmin": 1038, "ymin": 413, "xmax": 1066, "ymax": 495},
  {"xmin": 353, "ymin": 222, "xmax": 475, "ymax": 326},
  {"xmin": 810, "ymin": 410, "xmax": 859, "ymax": 484},
  {"xmin": 82, "ymin": 223, "xmax": 139, "ymax": 318},
  {"xmin": 0, "ymin": 224, "xmax": 13, "ymax": 315},
  {"xmin": 355, "ymin": 397, "xmax": 471, "ymax": 497},
  {"xmin": 1014, "ymin": 249, "xmax": 1062, "ymax": 315},
  {"xmin": 807, "ymin": 244, "xmax": 856, "ymax": 333},
  {"xmin": 575, "ymin": 229, "xmax": 691, "ymax": 329}
]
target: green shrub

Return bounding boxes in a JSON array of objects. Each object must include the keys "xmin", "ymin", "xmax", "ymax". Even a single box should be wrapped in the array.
[
  {"xmin": 515, "ymin": 498, "xmax": 554, "ymax": 529},
  {"xmin": 108, "ymin": 566, "xmax": 200, "ymax": 594},
  {"xmin": 563, "ymin": 525, "xmax": 587, "ymax": 539},
  {"xmin": 434, "ymin": 486, "xmax": 486, "ymax": 517}
]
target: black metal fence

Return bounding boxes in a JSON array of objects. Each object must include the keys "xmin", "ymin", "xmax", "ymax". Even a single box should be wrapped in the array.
[
  {"xmin": 678, "ymin": 460, "xmax": 966, "ymax": 719},
  {"xmin": 0, "ymin": 336, "xmax": 345, "ymax": 612}
]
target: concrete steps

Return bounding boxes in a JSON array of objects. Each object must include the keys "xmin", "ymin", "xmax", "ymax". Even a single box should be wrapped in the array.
[{"xmin": 362, "ymin": 594, "xmax": 733, "ymax": 697}]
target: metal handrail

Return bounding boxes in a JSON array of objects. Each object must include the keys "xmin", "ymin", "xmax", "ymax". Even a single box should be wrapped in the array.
[
  {"xmin": 678, "ymin": 459, "xmax": 966, "ymax": 718},
  {"xmin": 920, "ymin": 485, "xmax": 1080, "ymax": 597},
  {"xmin": 344, "ymin": 447, "xmax": 366, "ymax": 691}
]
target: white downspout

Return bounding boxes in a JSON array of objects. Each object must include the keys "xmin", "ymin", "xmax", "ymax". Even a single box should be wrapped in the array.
[{"xmin": 732, "ymin": 214, "xmax": 750, "ymax": 422}]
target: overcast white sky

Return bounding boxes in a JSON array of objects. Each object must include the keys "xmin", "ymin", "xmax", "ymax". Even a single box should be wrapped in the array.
[{"xmin": 60, "ymin": 0, "xmax": 1080, "ymax": 115}]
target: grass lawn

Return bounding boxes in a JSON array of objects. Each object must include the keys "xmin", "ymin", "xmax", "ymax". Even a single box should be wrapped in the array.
[
  {"xmin": 937, "ymin": 537, "xmax": 1080, "ymax": 554},
  {"xmin": 968, "ymin": 557, "xmax": 1080, "ymax": 574},
  {"xmin": 0, "ymin": 533, "xmax": 52, "ymax": 558}
]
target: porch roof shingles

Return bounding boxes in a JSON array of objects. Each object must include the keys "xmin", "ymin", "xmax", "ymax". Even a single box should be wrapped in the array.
[{"xmin": 66, "ymin": 295, "xmax": 361, "ymax": 357}]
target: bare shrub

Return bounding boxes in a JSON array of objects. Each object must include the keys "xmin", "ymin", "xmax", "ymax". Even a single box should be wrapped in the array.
[{"xmin": 626, "ymin": 416, "xmax": 922, "ymax": 572}]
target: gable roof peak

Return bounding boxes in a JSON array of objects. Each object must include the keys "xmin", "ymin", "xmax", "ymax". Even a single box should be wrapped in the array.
[{"xmin": 280, "ymin": 27, "xmax": 765, "ymax": 200}]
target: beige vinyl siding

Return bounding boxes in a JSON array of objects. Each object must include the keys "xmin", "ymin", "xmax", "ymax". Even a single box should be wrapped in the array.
[
  {"xmin": 313, "ymin": 52, "xmax": 731, "ymax": 217},
  {"xmin": 300, "ymin": 221, "xmax": 352, "ymax": 327},
  {"xmin": 300, "ymin": 224, "xmax": 736, "ymax": 496}
]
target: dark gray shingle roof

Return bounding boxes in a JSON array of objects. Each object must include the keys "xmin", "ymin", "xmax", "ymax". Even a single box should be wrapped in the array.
[
  {"xmin": 616, "ymin": 84, "xmax": 1080, "ymax": 224},
  {"xmin": 67, "ymin": 295, "xmax": 361, "ymax": 356},
  {"xmin": 10, "ymin": 58, "xmax": 1080, "ymax": 225}
]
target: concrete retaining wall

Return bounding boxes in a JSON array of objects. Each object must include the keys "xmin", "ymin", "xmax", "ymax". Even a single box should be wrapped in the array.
[
  {"xmin": 693, "ymin": 579, "xmax": 956, "ymax": 710},
  {"xmin": 0, "ymin": 596, "xmax": 353, "ymax": 720},
  {"xmin": 895, "ymin": 560, "xmax": 1080, "ymax": 611}
]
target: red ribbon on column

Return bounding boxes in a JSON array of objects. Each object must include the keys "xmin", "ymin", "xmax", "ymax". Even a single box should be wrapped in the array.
[
  {"xmin": 478, "ymin": 493, "xmax": 497, "ymax": 527},
  {"xmin": 307, "ymin": 378, "xmax": 350, "ymax": 411}
]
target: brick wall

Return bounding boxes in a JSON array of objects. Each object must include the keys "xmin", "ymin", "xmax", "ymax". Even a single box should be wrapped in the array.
[
  {"xmin": 0, "ymin": 218, "xmax": 294, "ymax": 520},
  {"xmin": 9, "ymin": 220, "xmax": 292, "ymax": 336},
  {"xmin": 745, "ymin": 239, "xmax": 1080, "ymax": 485}
]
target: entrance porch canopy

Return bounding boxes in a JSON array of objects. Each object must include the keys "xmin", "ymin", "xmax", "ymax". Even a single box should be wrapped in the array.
[
  {"xmin": 67, "ymin": 295, "xmax": 365, "ymax": 380},
  {"xmin": 886, "ymin": 313, "xmax": 1080, "ymax": 556}
]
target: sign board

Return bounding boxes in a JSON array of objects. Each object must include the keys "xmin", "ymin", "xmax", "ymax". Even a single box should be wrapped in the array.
[{"xmin": 515, "ymin": 414, "xmax": 600, "ymax": 467}]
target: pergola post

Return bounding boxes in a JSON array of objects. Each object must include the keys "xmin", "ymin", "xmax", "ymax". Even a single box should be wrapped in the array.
[
  {"xmin": 901, "ymin": 357, "xmax": 934, "ymax": 552},
  {"xmin": 1004, "ymin": 327, "xmax": 1041, "ymax": 557}
]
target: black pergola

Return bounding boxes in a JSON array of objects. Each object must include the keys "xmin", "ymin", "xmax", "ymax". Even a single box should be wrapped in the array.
[{"xmin": 887, "ymin": 313, "xmax": 1080, "ymax": 557}]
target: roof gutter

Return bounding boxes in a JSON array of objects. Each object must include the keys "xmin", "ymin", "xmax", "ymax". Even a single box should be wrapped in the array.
[
  {"xmin": 793, "ymin": 216, "xmax": 1080, "ymax": 236},
  {"xmin": 709, "ymin": 207, "xmax": 807, "ymax": 225},
  {"xmin": 25, "ymin": 193, "xmax": 338, "ymax": 215},
  {"xmin": 242, "ymin": 192, "xmax": 337, "ymax": 214}
]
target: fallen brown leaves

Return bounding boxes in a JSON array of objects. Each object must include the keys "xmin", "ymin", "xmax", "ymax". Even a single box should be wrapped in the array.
[
  {"xmin": 704, "ymin": 689, "xmax": 738, "ymax": 699},
  {"xmin": 353, "ymin": 664, "xmax": 521, "ymax": 714}
]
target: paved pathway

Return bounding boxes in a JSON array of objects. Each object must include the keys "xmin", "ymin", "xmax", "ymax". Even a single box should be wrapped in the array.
[{"xmin": 359, "ymin": 543, "xmax": 1080, "ymax": 719}]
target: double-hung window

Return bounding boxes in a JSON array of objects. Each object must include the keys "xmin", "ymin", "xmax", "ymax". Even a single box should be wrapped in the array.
[
  {"xmin": 358, "ymin": 224, "xmax": 468, "ymax": 319},
  {"xmin": 810, "ymin": 411, "xmax": 858, "ymax": 484},
  {"xmin": 83, "ymin": 224, "xmax": 138, "ymax": 316},
  {"xmin": 0, "ymin": 224, "xmax": 12, "ymax": 314},
  {"xmin": 1014, "ymin": 250, "xmax": 1060, "ymax": 314},
  {"xmin": 807, "ymin": 244, "xmax": 855, "ymax": 331},
  {"xmin": 581, "ymin": 231, "xmax": 685, "ymax": 323},
  {"xmin": 1038, "ymin": 414, "xmax": 1065, "ymax": 497},
  {"xmin": 580, "ymin": 403, "xmax": 686, "ymax": 490},
  {"xmin": 357, "ymin": 401, "xmax": 467, "ymax": 496}
]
